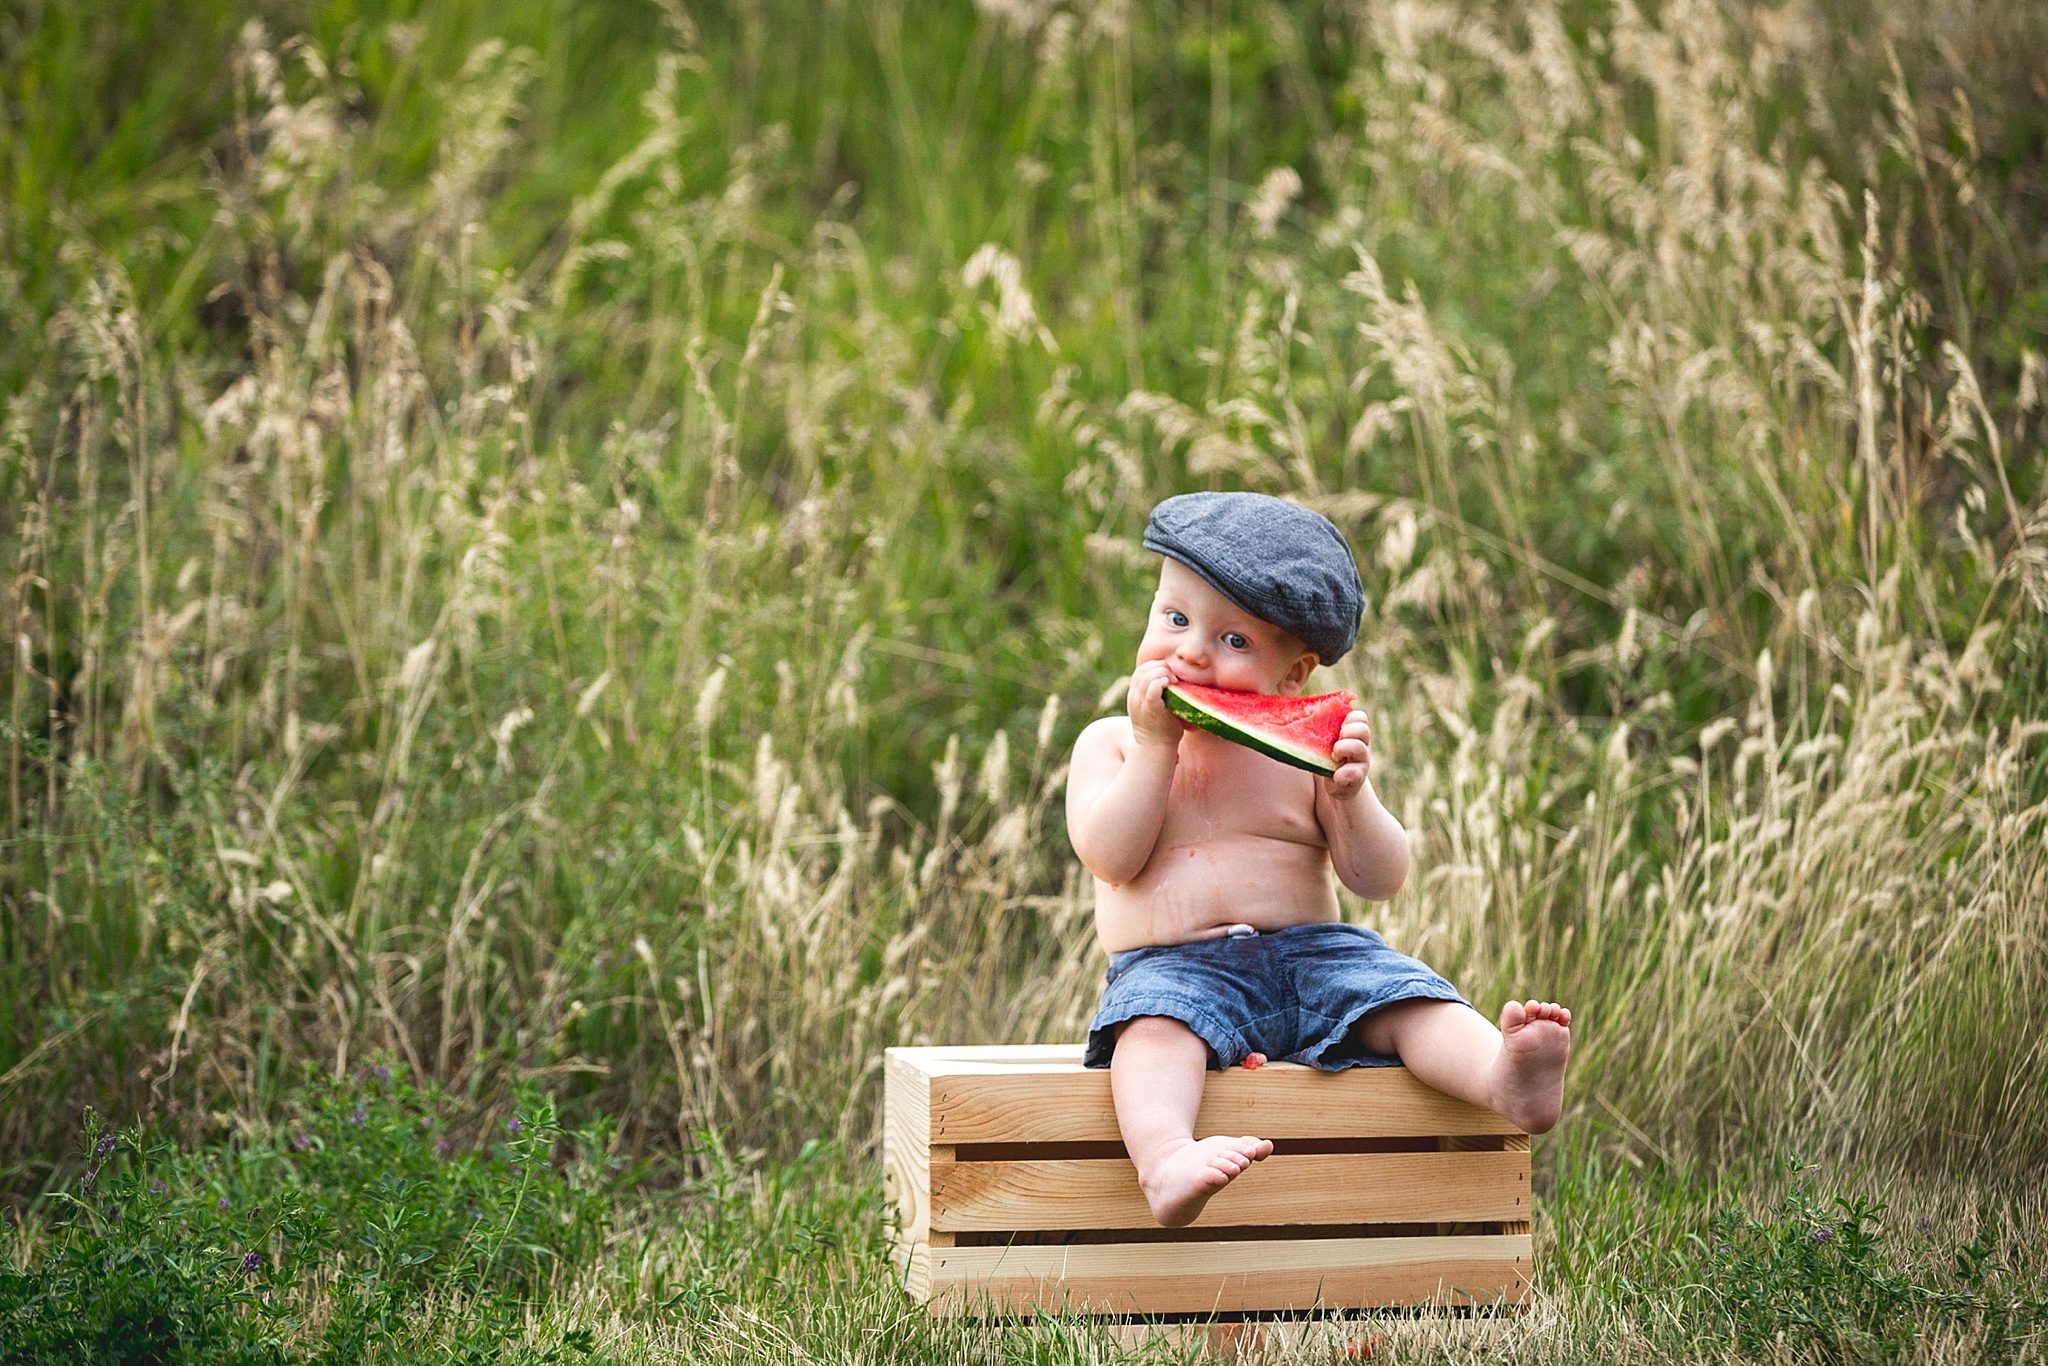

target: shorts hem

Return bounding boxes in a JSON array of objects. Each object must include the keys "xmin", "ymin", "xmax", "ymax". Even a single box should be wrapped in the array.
[
  {"xmin": 1082, "ymin": 999, "xmax": 1256, "ymax": 1071},
  {"xmin": 1296, "ymin": 981, "xmax": 1470, "ymax": 1070}
]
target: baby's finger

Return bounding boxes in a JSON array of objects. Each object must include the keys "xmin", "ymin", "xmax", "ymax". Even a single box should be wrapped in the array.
[
  {"xmin": 1126, "ymin": 673, "xmax": 1163, "ymax": 719},
  {"xmin": 1332, "ymin": 737, "xmax": 1370, "ymax": 765}
]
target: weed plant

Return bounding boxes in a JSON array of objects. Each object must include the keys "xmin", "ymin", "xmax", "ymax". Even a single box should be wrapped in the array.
[
  {"xmin": 1, "ymin": 1064, "xmax": 614, "ymax": 1363},
  {"xmin": 1541, "ymin": 1152, "xmax": 2048, "ymax": 1364},
  {"xmin": 1, "ymin": 0, "xmax": 2046, "ymax": 1359}
]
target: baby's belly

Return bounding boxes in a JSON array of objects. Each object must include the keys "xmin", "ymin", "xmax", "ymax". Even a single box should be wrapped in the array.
[{"xmin": 1092, "ymin": 835, "xmax": 1342, "ymax": 953}]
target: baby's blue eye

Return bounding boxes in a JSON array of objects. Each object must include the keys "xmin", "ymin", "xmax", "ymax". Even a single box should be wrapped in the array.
[
  {"xmin": 1224, "ymin": 632, "xmax": 1249, "ymax": 650},
  {"xmin": 1167, "ymin": 611, "xmax": 1188, "ymax": 627}
]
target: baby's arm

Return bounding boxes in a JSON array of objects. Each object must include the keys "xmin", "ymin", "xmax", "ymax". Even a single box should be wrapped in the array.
[
  {"xmin": 1066, "ymin": 660, "xmax": 1183, "ymax": 884},
  {"xmin": 1316, "ymin": 708, "xmax": 1410, "ymax": 900}
]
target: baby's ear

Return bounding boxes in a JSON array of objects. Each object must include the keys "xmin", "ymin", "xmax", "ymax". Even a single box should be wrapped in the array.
[{"xmin": 1279, "ymin": 648, "xmax": 1320, "ymax": 694}]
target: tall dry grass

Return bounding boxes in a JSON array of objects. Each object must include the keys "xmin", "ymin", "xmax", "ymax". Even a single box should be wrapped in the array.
[
  {"xmin": 0, "ymin": 0, "xmax": 2042, "ymax": 1206},
  {"xmin": 2, "ymin": 14, "xmax": 1109, "ymax": 1165},
  {"xmin": 1313, "ymin": 0, "xmax": 2048, "ymax": 1175}
]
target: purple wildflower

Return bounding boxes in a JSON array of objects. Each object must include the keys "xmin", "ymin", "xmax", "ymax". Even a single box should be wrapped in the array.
[
  {"xmin": 149, "ymin": 1179, "xmax": 166, "ymax": 1195},
  {"xmin": 79, "ymin": 1170, "xmax": 95, "ymax": 1189},
  {"xmin": 373, "ymin": 1064, "xmax": 391, "ymax": 1084},
  {"xmin": 293, "ymin": 1135, "xmax": 315, "ymax": 1152},
  {"xmin": 436, "ymin": 1139, "xmax": 452, "ymax": 1156},
  {"xmin": 350, "ymin": 1106, "xmax": 367, "ymax": 1126},
  {"xmin": 1809, "ymin": 1227, "xmax": 1834, "ymax": 1244},
  {"xmin": 506, "ymin": 1116, "xmax": 523, "ymax": 1135},
  {"xmin": 1917, "ymin": 1217, "xmax": 1933, "ymax": 1234},
  {"xmin": 242, "ymin": 1251, "xmax": 262, "ymax": 1273},
  {"xmin": 217, "ymin": 1196, "xmax": 231, "ymax": 1212}
]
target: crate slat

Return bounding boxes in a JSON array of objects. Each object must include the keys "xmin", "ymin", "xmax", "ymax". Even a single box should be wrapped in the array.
[
  {"xmin": 930, "ymin": 1149, "xmax": 1529, "ymax": 1231},
  {"xmin": 920, "ymin": 1057, "xmax": 1517, "ymax": 1144},
  {"xmin": 919, "ymin": 1233, "xmax": 1532, "ymax": 1315}
]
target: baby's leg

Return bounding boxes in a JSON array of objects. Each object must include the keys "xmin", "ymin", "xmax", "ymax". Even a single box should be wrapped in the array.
[
  {"xmin": 1110, "ymin": 1016, "xmax": 1273, "ymax": 1227},
  {"xmin": 1356, "ymin": 999, "xmax": 1572, "ymax": 1133}
]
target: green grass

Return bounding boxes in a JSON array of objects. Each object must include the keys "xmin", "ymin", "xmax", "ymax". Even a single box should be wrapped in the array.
[
  {"xmin": 2, "ymin": 0, "xmax": 2046, "ymax": 1358},
  {"xmin": 7, "ymin": 1070, "xmax": 2046, "ymax": 1363}
]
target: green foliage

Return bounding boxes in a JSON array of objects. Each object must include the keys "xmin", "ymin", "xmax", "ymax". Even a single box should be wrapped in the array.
[
  {"xmin": 13, "ymin": 1119, "xmax": 2048, "ymax": 1363},
  {"xmin": 1697, "ymin": 1160, "xmax": 2042, "ymax": 1361},
  {"xmin": 1543, "ymin": 1152, "xmax": 2048, "ymax": 1365},
  {"xmin": 0, "ymin": 1067, "xmax": 615, "ymax": 1364},
  {"xmin": 0, "ymin": 1120, "xmax": 287, "ymax": 1366}
]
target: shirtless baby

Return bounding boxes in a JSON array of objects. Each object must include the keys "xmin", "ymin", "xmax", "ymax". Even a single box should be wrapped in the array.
[{"xmin": 1066, "ymin": 492, "xmax": 1572, "ymax": 1228}]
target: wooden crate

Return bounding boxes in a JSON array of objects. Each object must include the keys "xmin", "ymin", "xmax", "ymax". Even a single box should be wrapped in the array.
[{"xmin": 883, "ymin": 1044, "xmax": 1531, "ymax": 1318}]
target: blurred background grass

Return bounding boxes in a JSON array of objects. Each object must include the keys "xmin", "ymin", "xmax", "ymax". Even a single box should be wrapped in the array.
[{"xmin": 1, "ymin": 0, "xmax": 2046, "ymax": 1353}]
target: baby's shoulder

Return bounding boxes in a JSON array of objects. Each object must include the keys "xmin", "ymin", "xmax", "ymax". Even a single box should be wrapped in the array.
[{"xmin": 1071, "ymin": 715, "xmax": 1133, "ymax": 760}]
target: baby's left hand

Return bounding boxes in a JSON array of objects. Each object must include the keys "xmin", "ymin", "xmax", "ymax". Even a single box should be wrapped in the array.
[{"xmin": 1321, "ymin": 709, "xmax": 1372, "ymax": 800}]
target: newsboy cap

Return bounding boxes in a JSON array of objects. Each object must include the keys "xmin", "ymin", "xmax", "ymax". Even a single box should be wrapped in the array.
[{"xmin": 1142, "ymin": 492, "xmax": 1364, "ymax": 664}]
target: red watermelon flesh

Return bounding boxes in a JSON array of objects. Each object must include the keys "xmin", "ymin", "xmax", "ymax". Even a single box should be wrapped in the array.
[{"xmin": 1162, "ymin": 683, "xmax": 1356, "ymax": 776}]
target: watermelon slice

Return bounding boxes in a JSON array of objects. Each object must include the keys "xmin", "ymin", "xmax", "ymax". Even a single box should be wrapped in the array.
[{"xmin": 1162, "ymin": 683, "xmax": 1356, "ymax": 776}]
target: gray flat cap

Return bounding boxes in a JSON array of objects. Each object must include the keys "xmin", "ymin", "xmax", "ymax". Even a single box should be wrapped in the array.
[{"xmin": 1143, "ymin": 492, "xmax": 1364, "ymax": 664}]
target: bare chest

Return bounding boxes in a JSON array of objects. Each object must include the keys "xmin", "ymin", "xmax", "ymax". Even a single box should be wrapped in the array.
[{"xmin": 1155, "ymin": 731, "xmax": 1326, "ymax": 849}]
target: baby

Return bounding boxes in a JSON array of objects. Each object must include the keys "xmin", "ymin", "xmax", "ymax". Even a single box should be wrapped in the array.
[{"xmin": 1066, "ymin": 492, "xmax": 1572, "ymax": 1228}]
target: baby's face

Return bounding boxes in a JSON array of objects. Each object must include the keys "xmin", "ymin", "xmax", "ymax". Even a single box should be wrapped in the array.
[{"xmin": 1137, "ymin": 559, "xmax": 1318, "ymax": 695}]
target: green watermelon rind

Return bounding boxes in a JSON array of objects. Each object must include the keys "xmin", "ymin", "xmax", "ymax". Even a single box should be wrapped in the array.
[{"xmin": 1162, "ymin": 685, "xmax": 1343, "ymax": 777}]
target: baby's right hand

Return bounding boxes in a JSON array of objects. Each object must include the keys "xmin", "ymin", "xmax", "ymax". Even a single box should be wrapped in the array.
[{"xmin": 1126, "ymin": 659, "xmax": 1185, "ymax": 751}]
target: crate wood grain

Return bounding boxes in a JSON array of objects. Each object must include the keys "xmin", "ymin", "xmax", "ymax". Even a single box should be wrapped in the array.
[{"xmin": 884, "ymin": 1045, "xmax": 1533, "ymax": 1317}]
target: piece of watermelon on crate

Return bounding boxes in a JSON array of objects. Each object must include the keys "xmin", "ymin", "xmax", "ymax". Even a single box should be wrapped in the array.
[{"xmin": 1163, "ymin": 683, "xmax": 1356, "ymax": 776}]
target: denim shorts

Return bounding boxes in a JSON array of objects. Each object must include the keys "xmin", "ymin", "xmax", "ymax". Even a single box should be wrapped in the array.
[{"xmin": 1082, "ymin": 922, "xmax": 1467, "ymax": 1071}]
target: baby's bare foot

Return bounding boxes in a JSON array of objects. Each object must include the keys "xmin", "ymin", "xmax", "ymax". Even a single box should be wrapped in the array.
[
  {"xmin": 1488, "ymin": 1000, "xmax": 1571, "ymax": 1134},
  {"xmin": 1137, "ymin": 1134, "xmax": 1273, "ymax": 1227}
]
